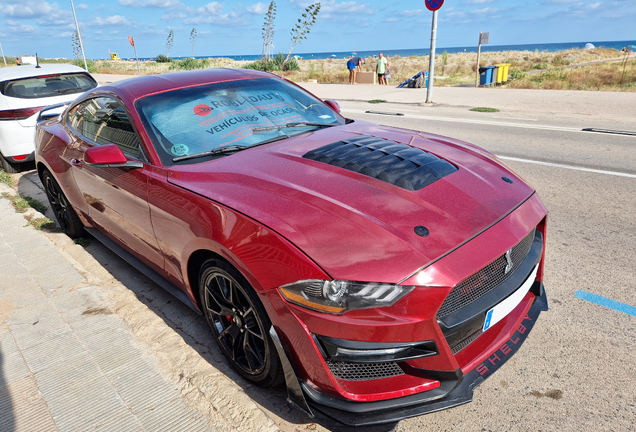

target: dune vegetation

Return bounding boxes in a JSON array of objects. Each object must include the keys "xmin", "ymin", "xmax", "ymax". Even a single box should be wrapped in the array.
[{"xmin": 23, "ymin": 47, "xmax": 635, "ymax": 91}]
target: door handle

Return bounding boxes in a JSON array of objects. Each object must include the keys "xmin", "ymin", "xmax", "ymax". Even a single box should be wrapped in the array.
[{"xmin": 70, "ymin": 158, "xmax": 82, "ymax": 167}]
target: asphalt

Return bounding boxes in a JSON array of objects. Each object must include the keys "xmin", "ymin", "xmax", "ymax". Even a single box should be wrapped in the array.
[{"xmin": 1, "ymin": 76, "xmax": 634, "ymax": 431}]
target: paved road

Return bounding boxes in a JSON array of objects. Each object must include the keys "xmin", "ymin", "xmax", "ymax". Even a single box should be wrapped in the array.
[
  {"xmin": 333, "ymin": 99, "xmax": 636, "ymax": 431},
  {"xmin": 2, "ymin": 79, "xmax": 635, "ymax": 431}
]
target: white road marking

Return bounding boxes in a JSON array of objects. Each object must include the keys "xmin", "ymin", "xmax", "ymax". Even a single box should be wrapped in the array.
[
  {"xmin": 493, "ymin": 115, "xmax": 538, "ymax": 121},
  {"xmin": 497, "ymin": 156, "xmax": 636, "ymax": 178},
  {"xmin": 343, "ymin": 108, "xmax": 584, "ymax": 133}
]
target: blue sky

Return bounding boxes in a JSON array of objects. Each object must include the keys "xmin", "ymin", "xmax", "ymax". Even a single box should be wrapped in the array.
[{"xmin": 0, "ymin": 0, "xmax": 634, "ymax": 59}]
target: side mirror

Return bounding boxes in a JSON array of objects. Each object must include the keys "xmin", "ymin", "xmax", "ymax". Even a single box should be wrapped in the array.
[
  {"xmin": 324, "ymin": 99, "xmax": 341, "ymax": 114},
  {"xmin": 37, "ymin": 102, "xmax": 70, "ymax": 122},
  {"xmin": 85, "ymin": 144, "xmax": 143, "ymax": 169}
]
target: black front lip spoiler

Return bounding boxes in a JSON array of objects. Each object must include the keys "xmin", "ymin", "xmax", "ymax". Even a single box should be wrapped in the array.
[{"xmin": 271, "ymin": 286, "xmax": 548, "ymax": 427}]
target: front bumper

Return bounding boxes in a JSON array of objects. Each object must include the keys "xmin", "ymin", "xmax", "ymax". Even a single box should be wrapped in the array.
[{"xmin": 272, "ymin": 286, "xmax": 548, "ymax": 426}]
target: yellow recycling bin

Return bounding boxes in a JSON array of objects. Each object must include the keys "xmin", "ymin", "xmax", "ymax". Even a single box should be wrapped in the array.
[{"xmin": 495, "ymin": 63, "xmax": 511, "ymax": 84}]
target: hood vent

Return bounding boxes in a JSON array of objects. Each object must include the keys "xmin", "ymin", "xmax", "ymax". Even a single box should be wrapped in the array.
[{"xmin": 303, "ymin": 135, "xmax": 457, "ymax": 191}]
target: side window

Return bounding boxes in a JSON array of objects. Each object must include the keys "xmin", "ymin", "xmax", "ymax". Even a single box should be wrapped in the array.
[{"xmin": 70, "ymin": 97, "xmax": 142, "ymax": 159}]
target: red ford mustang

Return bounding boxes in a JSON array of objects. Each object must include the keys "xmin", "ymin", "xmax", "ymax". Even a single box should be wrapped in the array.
[{"xmin": 35, "ymin": 69, "xmax": 547, "ymax": 427}]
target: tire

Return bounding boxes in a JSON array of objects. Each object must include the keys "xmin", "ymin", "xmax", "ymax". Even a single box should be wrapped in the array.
[
  {"xmin": 42, "ymin": 170, "xmax": 85, "ymax": 238},
  {"xmin": 199, "ymin": 259, "xmax": 284, "ymax": 387},
  {"xmin": 1, "ymin": 154, "xmax": 21, "ymax": 173}
]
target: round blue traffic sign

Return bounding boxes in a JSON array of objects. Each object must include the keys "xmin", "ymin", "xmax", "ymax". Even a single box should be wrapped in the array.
[{"xmin": 425, "ymin": 0, "xmax": 444, "ymax": 11}]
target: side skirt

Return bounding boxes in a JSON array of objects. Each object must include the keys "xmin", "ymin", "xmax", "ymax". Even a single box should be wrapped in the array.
[{"xmin": 85, "ymin": 227, "xmax": 200, "ymax": 314}]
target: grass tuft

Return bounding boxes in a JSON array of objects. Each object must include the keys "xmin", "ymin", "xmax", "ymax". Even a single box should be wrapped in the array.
[
  {"xmin": 0, "ymin": 170, "xmax": 15, "ymax": 187},
  {"xmin": 24, "ymin": 214, "xmax": 60, "ymax": 231},
  {"xmin": 470, "ymin": 107, "xmax": 500, "ymax": 113},
  {"xmin": 369, "ymin": 99, "xmax": 387, "ymax": 104},
  {"xmin": 74, "ymin": 237, "xmax": 91, "ymax": 247}
]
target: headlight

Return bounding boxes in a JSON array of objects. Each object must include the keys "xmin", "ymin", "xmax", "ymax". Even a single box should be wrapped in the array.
[{"xmin": 278, "ymin": 279, "xmax": 414, "ymax": 314}]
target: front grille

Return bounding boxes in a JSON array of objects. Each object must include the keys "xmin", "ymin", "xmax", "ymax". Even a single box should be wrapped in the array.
[
  {"xmin": 451, "ymin": 330, "xmax": 483, "ymax": 354},
  {"xmin": 326, "ymin": 359, "xmax": 404, "ymax": 381},
  {"xmin": 437, "ymin": 229, "xmax": 536, "ymax": 319}
]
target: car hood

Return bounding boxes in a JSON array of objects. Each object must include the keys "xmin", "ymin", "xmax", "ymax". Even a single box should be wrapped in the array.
[{"xmin": 167, "ymin": 121, "xmax": 535, "ymax": 283}]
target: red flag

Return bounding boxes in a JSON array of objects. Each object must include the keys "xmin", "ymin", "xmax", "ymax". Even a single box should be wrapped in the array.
[{"xmin": 128, "ymin": 36, "xmax": 135, "ymax": 47}]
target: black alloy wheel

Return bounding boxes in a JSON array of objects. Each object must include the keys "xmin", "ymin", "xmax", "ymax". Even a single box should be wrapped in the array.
[
  {"xmin": 42, "ymin": 170, "xmax": 84, "ymax": 238},
  {"xmin": 199, "ymin": 259, "xmax": 283, "ymax": 387}
]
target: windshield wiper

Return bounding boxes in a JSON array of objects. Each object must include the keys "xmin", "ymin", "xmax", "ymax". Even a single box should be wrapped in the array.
[
  {"xmin": 251, "ymin": 122, "xmax": 338, "ymax": 133},
  {"xmin": 172, "ymin": 144, "xmax": 247, "ymax": 162},
  {"xmin": 54, "ymin": 88, "xmax": 82, "ymax": 95}
]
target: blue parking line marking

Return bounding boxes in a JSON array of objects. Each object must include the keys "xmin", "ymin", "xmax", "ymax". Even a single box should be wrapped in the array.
[{"xmin": 575, "ymin": 290, "xmax": 636, "ymax": 317}]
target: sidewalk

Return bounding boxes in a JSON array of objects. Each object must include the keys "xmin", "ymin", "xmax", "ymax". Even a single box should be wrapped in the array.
[
  {"xmin": 91, "ymin": 73, "xmax": 636, "ymax": 125},
  {"xmin": 0, "ymin": 185, "xmax": 282, "ymax": 432},
  {"xmin": 0, "ymin": 198, "xmax": 213, "ymax": 431}
]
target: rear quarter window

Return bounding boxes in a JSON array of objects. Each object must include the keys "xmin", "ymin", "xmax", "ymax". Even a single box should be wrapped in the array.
[{"xmin": 1, "ymin": 73, "xmax": 97, "ymax": 99}]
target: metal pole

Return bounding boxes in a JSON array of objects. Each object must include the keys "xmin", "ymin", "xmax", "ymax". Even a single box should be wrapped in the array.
[
  {"xmin": 475, "ymin": 32, "xmax": 482, "ymax": 87},
  {"xmin": 425, "ymin": 9, "xmax": 438, "ymax": 104},
  {"xmin": 70, "ymin": 0, "xmax": 89, "ymax": 71},
  {"xmin": 0, "ymin": 43, "xmax": 7, "ymax": 67},
  {"xmin": 134, "ymin": 44, "xmax": 141, "ymax": 76}
]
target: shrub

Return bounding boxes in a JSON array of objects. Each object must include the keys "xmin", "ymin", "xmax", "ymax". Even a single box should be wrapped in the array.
[
  {"xmin": 170, "ymin": 58, "xmax": 208, "ymax": 71},
  {"xmin": 72, "ymin": 58, "xmax": 98, "ymax": 73},
  {"xmin": 155, "ymin": 54, "xmax": 172, "ymax": 63}
]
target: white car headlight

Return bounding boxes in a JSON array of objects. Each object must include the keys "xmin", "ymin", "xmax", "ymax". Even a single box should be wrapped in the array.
[{"xmin": 279, "ymin": 279, "xmax": 414, "ymax": 314}]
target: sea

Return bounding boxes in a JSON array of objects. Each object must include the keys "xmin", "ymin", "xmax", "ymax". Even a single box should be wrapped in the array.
[{"xmin": 128, "ymin": 40, "xmax": 636, "ymax": 62}]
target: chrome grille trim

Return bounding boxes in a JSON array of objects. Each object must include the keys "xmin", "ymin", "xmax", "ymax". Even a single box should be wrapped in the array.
[{"xmin": 437, "ymin": 229, "xmax": 536, "ymax": 319}]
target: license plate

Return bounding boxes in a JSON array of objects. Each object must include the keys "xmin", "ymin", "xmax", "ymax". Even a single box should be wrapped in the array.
[{"xmin": 483, "ymin": 265, "xmax": 539, "ymax": 332}]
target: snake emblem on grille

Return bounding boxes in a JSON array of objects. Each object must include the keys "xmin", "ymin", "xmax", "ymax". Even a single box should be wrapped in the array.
[{"xmin": 504, "ymin": 249, "xmax": 514, "ymax": 275}]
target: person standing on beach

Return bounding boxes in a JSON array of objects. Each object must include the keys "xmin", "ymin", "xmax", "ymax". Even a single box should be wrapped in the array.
[
  {"xmin": 376, "ymin": 52, "xmax": 388, "ymax": 85},
  {"xmin": 347, "ymin": 54, "xmax": 365, "ymax": 84}
]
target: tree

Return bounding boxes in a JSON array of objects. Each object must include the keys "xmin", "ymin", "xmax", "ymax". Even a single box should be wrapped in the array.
[
  {"xmin": 71, "ymin": 25, "xmax": 86, "ymax": 60},
  {"xmin": 166, "ymin": 30, "xmax": 174, "ymax": 58},
  {"xmin": 285, "ymin": 2, "xmax": 320, "ymax": 65},
  {"xmin": 261, "ymin": 1, "xmax": 276, "ymax": 62},
  {"xmin": 190, "ymin": 28, "xmax": 197, "ymax": 58}
]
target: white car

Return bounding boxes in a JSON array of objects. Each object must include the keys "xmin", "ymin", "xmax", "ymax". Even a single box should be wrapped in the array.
[{"xmin": 0, "ymin": 63, "xmax": 97, "ymax": 172}]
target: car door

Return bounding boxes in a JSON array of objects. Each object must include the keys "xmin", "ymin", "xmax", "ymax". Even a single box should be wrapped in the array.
[{"xmin": 65, "ymin": 96, "xmax": 164, "ymax": 273}]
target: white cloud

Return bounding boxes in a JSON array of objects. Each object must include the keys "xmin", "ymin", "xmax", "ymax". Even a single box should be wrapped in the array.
[
  {"xmin": 182, "ymin": 2, "xmax": 249, "ymax": 26},
  {"xmin": 246, "ymin": 2, "xmax": 267, "ymax": 14},
  {"xmin": 118, "ymin": 0, "xmax": 180, "ymax": 7},
  {"xmin": 77, "ymin": 3, "xmax": 88, "ymax": 9},
  {"xmin": 37, "ymin": 10, "xmax": 74, "ymax": 26},
  {"xmin": 161, "ymin": 11, "xmax": 188, "ymax": 20},
  {"xmin": 399, "ymin": 10, "xmax": 422, "ymax": 17},
  {"xmin": 1, "ymin": 1, "xmax": 55, "ymax": 18},
  {"xmin": 6, "ymin": 22, "xmax": 36, "ymax": 33},
  {"xmin": 543, "ymin": 0, "xmax": 578, "ymax": 4},
  {"xmin": 198, "ymin": 2, "xmax": 224, "ymax": 15},
  {"xmin": 322, "ymin": 1, "xmax": 374, "ymax": 17},
  {"xmin": 463, "ymin": 0, "xmax": 498, "ymax": 4},
  {"xmin": 92, "ymin": 15, "xmax": 133, "ymax": 26},
  {"xmin": 290, "ymin": 0, "xmax": 374, "ymax": 19}
]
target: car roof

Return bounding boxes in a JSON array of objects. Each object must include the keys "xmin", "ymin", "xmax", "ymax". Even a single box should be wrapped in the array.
[
  {"xmin": 103, "ymin": 68, "xmax": 276, "ymax": 100},
  {"xmin": 0, "ymin": 64, "xmax": 90, "ymax": 81}
]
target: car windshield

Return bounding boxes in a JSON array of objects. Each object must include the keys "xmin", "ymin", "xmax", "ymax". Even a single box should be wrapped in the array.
[
  {"xmin": 3, "ymin": 73, "xmax": 97, "ymax": 99},
  {"xmin": 135, "ymin": 77, "xmax": 345, "ymax": 166}
]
